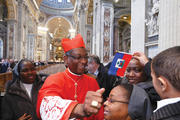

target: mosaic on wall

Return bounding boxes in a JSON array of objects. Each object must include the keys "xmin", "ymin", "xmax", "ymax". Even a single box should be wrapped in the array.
[
  {"xmin": 8, "ymin": 25, "xmax": 14, "ymax": 58},
  {"xmin": 41, "ymin": 0, "xmax": 73, "ymax": 9},
  {"xmin": 103, "ymin": 8, "xmax": 111, "ymax": 63}
]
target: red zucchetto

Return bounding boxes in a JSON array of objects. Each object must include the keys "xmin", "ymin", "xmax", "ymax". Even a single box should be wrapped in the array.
[{"xmin": 61, "ymin": 34, "xmax": 86, "ymax": 53}]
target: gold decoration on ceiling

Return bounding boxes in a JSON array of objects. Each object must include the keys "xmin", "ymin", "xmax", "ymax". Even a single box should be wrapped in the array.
[{"xmin": 47, "ymin": 17, "xmax": 71, "ymax": 47}]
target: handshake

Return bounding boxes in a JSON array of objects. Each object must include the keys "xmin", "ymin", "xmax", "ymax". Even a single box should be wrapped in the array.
[{"xmin": 71, "ymin": 88, "xmax": 105, "ymax": 118}]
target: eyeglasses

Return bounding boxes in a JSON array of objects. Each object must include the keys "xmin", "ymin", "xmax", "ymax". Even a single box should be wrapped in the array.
[
  {"xmin": 106, "ymin": 97, "xmax": 129, "ymax": 104},
  {"xmin": 68, "ymin": 54, "xmax": 89, "ymax": 60}
]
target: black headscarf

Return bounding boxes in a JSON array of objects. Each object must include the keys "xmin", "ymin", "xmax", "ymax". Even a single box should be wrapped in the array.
[
  {"xmin": 128, "ymin": 85, "xmax": 153, "ymax": 120},
  {"xmin": 6, "ymin": 59, "xmax": 35, "ymax": 89}
]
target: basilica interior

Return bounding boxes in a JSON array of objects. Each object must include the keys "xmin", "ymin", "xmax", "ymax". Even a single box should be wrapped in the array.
[{"xmin": 0, "ymin": 0, "xmax": 179, "ymax": 63}]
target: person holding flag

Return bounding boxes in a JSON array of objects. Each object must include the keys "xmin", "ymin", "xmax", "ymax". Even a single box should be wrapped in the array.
[
  {"xmin": 124, "ymin": 52, "xmax": 160, "ymax": 110},
  {"xmin": 108, "ymin": 51, "xmax": 160, "ymax": 110}
]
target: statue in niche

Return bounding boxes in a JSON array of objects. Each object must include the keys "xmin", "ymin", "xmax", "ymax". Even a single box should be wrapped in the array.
[
  {"xmin": 146, "ymin": 0, "xmax": 159, "ymax": 36},
  {"xmin": 104, "ymin": 29, "xmax": 110, "ymax": 42},
  {"xmin": 80, "ymin": 2, "xmax": 86, "ymax": 12},
  {"xmin": 104, "ymin": 9, "xmax": 111, "ymax": 27},
  {"xmin": 103, "ymin": 46, "xmax": 109, "ymax": 63},
  {"xmin": 104, "ymin": 16, "xmax": 110, "ymax": 27},
  {"xmin": 0, "ymin": 1, "xmax": 7, "ymax": 21}
]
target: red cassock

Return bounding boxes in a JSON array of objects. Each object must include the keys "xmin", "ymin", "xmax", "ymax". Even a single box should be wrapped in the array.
[{"xmin": 36, "ymin": 68, "xmax": 104, "ymax": 120}]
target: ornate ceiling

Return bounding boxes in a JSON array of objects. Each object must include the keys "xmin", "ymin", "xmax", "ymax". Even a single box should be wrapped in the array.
[
  {"xmin": 38, "ymin": 0, "xmax": 74, "ymax": 47},
  {"xmin": 39, "ymin": 0, "xmax": 74, "ymax": 15},
  {"xmin": 40, "ymin": 0, "xmax": 74, "ymax": 9},
  {"xmin": 47, "ymin": 17, "xmax": 71, "ymax": 46},
  {"xmin": 37, "ymin": 0, "xmax": 75, "ymax": 5},
  {"xmin": 37, "ymin": 0, "xmax": 131, "ymax": 47}
]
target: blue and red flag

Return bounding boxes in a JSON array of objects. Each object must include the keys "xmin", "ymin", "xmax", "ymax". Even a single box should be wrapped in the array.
[{"xmin": 108, "ymin": 52, "xmax": 132, "ymax": 77}]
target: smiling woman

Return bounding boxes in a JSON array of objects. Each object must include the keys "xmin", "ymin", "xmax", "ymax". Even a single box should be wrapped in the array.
[
  {"xmin": 104, "ymin": 83, "xmax": 153, "ymax": 120},
  {"xmin": 1, "ymin": 59, "xmax": 45, "ymax": 120},
  {"xmin": 104, "ymin": 83, "xmax": 132, "ymax": 120},
  {"xmin": 124, "ymin": 52, "xmax": 161, "ymax": 110}
]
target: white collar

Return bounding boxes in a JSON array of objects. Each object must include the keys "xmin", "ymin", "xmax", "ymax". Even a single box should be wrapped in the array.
[
  {"xmin": 94, "ymin": 69, "xmax": 99, "ymax": 76},
  {"xmin": 68, "ymin": 68, "xmax": 81, "ymax": 76},
  {"xmin": 20, "ymin": 82, "xmax": 33, "ymax": 98},
  {"xmin": 154, "ymin": 97, "xmax": 180, "ymax": 112}
]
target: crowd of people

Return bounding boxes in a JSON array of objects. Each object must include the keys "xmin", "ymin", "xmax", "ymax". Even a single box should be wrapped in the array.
[
  {"xmin": 0, "ymin": 59, "xmax": 59, "ymax": 74},
  {"xmin": 0, "ymin": 59, "xmax": 17, "ymax": 73},
  {"xmin": 1, "ymin": 59, "xmax": 45, "ymax": 120},
  {"xmin": 0, "ymin": 34, "xmax": 179, "ymax": 120}
]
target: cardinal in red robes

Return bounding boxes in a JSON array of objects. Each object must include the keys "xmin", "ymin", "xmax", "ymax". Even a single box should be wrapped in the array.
[{"xmin": 36, "ymin": 34, "xmax": 104, "ymax": 120}]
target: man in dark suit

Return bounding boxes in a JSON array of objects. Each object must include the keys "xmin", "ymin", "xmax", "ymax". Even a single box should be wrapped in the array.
[{"xmin": 87, "ymin": 55, "xmax": 117, "ymax": 100}]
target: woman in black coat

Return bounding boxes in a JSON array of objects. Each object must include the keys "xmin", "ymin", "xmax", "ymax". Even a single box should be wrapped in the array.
[
  {"xmin": 1, "ymin": 59, "xmax": 44, "ymax": 120},
  {"xmin": 123, "ymin": 52, "xmax": 161, "ymax": 110}
]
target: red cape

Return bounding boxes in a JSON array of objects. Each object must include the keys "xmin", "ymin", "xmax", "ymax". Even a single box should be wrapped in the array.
[{"xmin": 36, "ymin": 69, "xmax": 104, "ymax": 120}]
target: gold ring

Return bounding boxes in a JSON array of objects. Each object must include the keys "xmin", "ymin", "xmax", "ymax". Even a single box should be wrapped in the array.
[{"xmin": 91, "ymin": 100, "xmax": 98, "ymax": 107}]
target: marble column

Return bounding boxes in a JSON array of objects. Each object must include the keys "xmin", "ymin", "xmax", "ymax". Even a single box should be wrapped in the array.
[
  {"xmin": 92, "ymin": 0, "xmax": 101, "ymax": 55},
  {"xmin": 93, "ymin": 0, "xmax": 114, "ymax": 63},
  {"xmin": 101, "ymin": 2, "xmax": 114, "ymax": 63},
  {"xmin": 27, "ymin": 34, "xmax": 35, "ymax": 60},
  {"xmin": 16, "ymin": 0, "xmax": 25, "ymax": 59},
  {"xmin": 0, "ymin": 22, "xmax": 7, "ymax": 58},
  {"xmin": 131, "ymin": 0, "xmax": 146, "ymax": 53},
  {"xmin": 113, "ymin": 20, "xmax": 120, "ymax": 54},
  {"xmin": 46, "ymin": 33, "xmax": 51, "ymax": 61},
  {"xmin": 85, "ymin": 24, "xmax": 93, "ymax": 53},
  {"xmin": 6, "ymin": 19, "xmax": 16, "ymax": 59},
  {"xmin": 158, "ymin": 0, "xmax": 180, "ymax": 52},
  {"xmin": 79, "ymin": 2, "xmax": 86, "ymax": 41}
]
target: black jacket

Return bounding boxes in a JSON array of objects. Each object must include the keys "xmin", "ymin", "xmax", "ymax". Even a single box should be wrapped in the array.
[
  {"xmin": 96, "ymin": 63, "xmax": 117, "ymax": 100},
  {"xmin": 142, "ymin": 60, "xmax": 161, "ymax": 110},
  {"xmin": 151, "ymin": 101, "xmax": 180, "ymax": 120},
  {"xmin": 1, "ymin": 75, "xmax": 44, "ymax": 120},
  {"xmin": 128, "ymin": 85, "xmax": 153, "ymax": 120}
]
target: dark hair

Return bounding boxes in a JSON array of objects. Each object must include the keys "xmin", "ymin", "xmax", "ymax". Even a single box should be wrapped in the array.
[
  {"xmin": 114, "ymin": 82, "xmax": 134, "ymax": 100},
  {"xmin": 128, "ymin": 58, "xmax": 148, "ymax": 81},
  {"xmin": 6, "ymin": 59, "xmax": 35, "ymax": 89},
  {"xmin": 18, "ymin": 59, "xmax": 34, "ymax": 73},
  {"xmin": 88, "ymin": 55, "xmax": 101, "ymax": 65},
  {"xmin": 152, "ymin": 46, "xmax": 180, "ymax": 90}
]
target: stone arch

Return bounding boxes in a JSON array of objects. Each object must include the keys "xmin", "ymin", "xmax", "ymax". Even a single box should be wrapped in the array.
[
  {"xmin": 45, "ymin": 16, "xmax": 73, "ymax": 29},
  {"xmin": 6, "ymin": 0, "xmax": 16, "ymax": 20},
  {"xmin": 45, "ymin": 16, "xmax": 73, "ymax": 41},
  {"xmin": 45, "ymin": 16, "xmax": 73, "ymax": 61}
]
